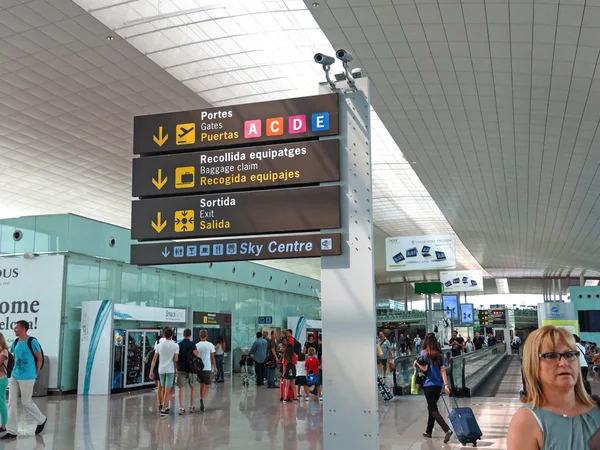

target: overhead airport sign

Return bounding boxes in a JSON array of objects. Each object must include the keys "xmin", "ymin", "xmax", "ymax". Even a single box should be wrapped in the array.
[
  {"xmin": 440, "ymin": 270, "xmax": 484, "ymax": 292},
  {"xmin": 385, "ymin": 234, "xmax": 456, "ymax": 272},
  {"xmin": 133, "ymin": 94, "xmax": 339, "ymax": 155},
  {"xmin": 193, "ymin": 312, "xmax": 232, "ymax": 327},
  {"xmin": 130, "ymin": 233, "xmax": 342, "ymax": 266},
  {"xmin": 132, "ymin": 140, "xmax": 340, "ymax": 198},
  {"xmin": 131, "ymin": 185, "xmax": 341, "ymax": 241}
]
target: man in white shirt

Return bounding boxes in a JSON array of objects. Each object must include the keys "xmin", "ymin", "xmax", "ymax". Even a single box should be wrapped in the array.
[
  {"xmin": 150, "ymin": 327, "xmax": 179, "ymax": 417},
  {"xmin": 574, "ymin": 334, "xmax": 591, "ymax": 394},
  {"xmin": 511, "ymin": 335, "xmax": 522, "ymax": 355},
  {"xmin": 196, "ymin": 329, "xmax": 217, "ymax": 412}
]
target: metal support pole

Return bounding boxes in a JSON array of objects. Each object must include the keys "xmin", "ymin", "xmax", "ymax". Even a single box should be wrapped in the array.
[
  {"xmin": 552, "ymin": 278, "xmax": 556, "ymax": 302},
  {"xmin": 558, "ymin": 279, "xmax": 562, "ymax": 302},
  {"xmin": 320, "ymin": 79, "xmax": 378, "ymax": 449},
  {"xmin": 581, "ymin": 274, "xmax": 585, "ymax": 287},
  {"xmin": 404, "ymin": 282, "xmax": 408, "ymax": 312}
]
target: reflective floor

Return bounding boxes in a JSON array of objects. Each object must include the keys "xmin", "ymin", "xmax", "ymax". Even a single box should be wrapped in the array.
[{"xmin": 0, "ymin": 376, "xmax": 522, "ymax": 450}]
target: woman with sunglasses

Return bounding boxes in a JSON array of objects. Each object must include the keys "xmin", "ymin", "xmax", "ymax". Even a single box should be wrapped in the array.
[{"xmin": 507, "ymin": 326, "xmax": 600, "ymax": 450}]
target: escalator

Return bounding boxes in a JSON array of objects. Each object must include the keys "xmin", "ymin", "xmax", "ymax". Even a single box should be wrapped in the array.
[{"xmin": 474, "ymin": 354, "xmax": 522, "ymax": 397}]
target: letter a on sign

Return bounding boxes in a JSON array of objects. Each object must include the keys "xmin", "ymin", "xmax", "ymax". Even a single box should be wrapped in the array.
[{"xmin": 244, "ymin": 120, "xmax": 262, "ymax": 138}]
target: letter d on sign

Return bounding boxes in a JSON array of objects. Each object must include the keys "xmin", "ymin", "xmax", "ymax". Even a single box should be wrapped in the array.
[{"xmin": 289, "ymin": 115, "xmax": 306, "ymax": 134}]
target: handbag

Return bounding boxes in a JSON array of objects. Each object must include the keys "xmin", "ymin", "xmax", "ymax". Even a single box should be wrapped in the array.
[
  {"xmin": 307, "ymin": 372, "xmax": 319, "ymax": 386},
  {"xmin": 377, "ymin": 344, "xmax": 383, "ymax": 359},
  {"xmin": 264, "ymin": 354, "xmax": 277, "ymax": 369},
  {"xmin": 411, "ymin": 368, "xmax": 420, "ymax": 395}
]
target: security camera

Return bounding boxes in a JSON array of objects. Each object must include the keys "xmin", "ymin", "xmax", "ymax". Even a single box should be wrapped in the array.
[
  {"xmin": 314, "ymin": 53, "xmax": 335, "ymax": 66},
  {"xmin": 336, "ymin": 49, "xmax": 353, "ymax": 63},
  {"xmin": 334, "ymin": 72, "xmax": 346, "ymax": 81},
  {"xmin": 108, "ymin": 237, "xmax": 116, "ymax": 247},
  {"xmin": 12, "ymin": 230, "xmax": 23, "ymax": 242},
  {"xmin": 313, "ymin": 53, "xmax": 336, "ymax": 89},
  {"xmin": 351, "ymin": 68, "xmax": 363, "ymax": 78}
]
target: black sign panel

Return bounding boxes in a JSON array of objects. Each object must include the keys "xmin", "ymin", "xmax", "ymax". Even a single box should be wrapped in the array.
[
  {"xmin": 131, "ymin": 185, "xmax": 341, "ymax": 241},
  {"xmin": 193, "ymin": 312, "xmax": 231, "ymax": 327},
  {"xmin": 132, "ymin": 140, "xmax": 339, "ymax": 198},
  {"xmin": 130, "ymin": 233, "xmax": 342, "ymax": 265},
  {"xmin": 133, "ymin": 94, "xmax": 339, "ymax": 155}
]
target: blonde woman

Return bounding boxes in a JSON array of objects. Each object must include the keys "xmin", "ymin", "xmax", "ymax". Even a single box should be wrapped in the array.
[
  {"xmin": 0, "ymin": 333, "xmax": 8, "ymax": 433},
  {"xmin": 507, "ymin": 326, "xmax": 600, "ymax": 450}
]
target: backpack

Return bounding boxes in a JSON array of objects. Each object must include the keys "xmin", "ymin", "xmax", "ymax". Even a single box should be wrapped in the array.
[
  {"xmin": 11, "ymin": 337, "xmax": 44, "ymax": 371},
  {"xmin": 187, "ymin": 349, "xmax": 204, "ymax": 374},
  {"xmin": 285, "ymin": 361, "xmax": 296, "ymax": 379},
  {"xmin": 4, "ymin": 352, "xmax": 14, "ymax": 378},
  {"xmin": 293, "ymin": 339, "xmax": 302, "ymax": 356}
]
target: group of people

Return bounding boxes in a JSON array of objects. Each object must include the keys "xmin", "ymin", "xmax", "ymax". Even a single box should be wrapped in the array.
[
  {"xmin": 448, "ymin": 330, "xmax": 499, "ymax": 356},
  {"xmin": 149, "ymin": 327, "xmax": 226, "ymax": 417},
  {"xmin": 249, "ymin": 329, "xmax": 323, "ymax": 403}
]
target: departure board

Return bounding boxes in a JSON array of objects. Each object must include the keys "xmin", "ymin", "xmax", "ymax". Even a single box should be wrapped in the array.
[{"xmin": 478, "ymin": 306, "xmax": 506, "ymax": 326}]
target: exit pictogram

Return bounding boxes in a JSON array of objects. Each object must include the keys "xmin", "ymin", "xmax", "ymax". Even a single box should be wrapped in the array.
[{"xmin": 174, "ymin": 210, "xmax": 194, "ymax": 232}]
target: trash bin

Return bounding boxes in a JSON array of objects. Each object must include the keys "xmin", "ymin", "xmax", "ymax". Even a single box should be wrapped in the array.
[{"xmin": 33, "ymin": 356, "xmax": 49, "ymax": 397}]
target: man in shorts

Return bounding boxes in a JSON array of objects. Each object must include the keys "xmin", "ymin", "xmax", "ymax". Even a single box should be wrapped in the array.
[
  {"xmin": 196, "ymin": 330, "xmax": 217, "ymax": 412},
  {"xmin": 177, "ymin": 328, "xmax": 199, "ymax": 415},
  {"xmin": 150, "ymin": 327, "xmax": 179, "ymax": 417}
]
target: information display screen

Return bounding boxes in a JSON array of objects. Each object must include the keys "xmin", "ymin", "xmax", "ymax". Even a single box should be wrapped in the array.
[
  {"xmin": 461, "ymin": 304, "xmax": 474, "ymax": 323},
  {"xmin": 442, "ymin": 294, "xmax": 459, "ymax": 320}
]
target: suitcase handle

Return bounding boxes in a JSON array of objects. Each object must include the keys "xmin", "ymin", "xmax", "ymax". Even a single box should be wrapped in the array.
[{"xmin": 440, "ymin": 392, "xmax": 460, "ymax": 413}]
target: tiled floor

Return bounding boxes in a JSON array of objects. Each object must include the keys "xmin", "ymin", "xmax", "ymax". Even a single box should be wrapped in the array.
[{"xmin": 0, "ymin": 378, "xmax": 522, "ymax": 450}]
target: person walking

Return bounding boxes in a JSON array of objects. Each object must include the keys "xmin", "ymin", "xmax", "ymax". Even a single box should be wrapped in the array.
[
  {"xmin": 215, "ymin": 336, "xmax": 226, "ymax": 383},
  {"xmin": 449, "ymin": 330, "xmax": 465, "ymax": 357},
  {"xmin": 574, "ymin": 334, "xmax": 591, "ymax": 395},
  {"xmin": 250, "ymin": 331, "xmax": 268, "ymax": 387},
  {"xmin": 0, "ymin": 333, "xmax": 9, "ymax": 433},
  {"xmin": 414, "ymin": 333, "xmax": 453, "ymax": 443},
  {"xmin": 511, "ymin": 334, "xmax": 522, "ymax": 356},
  {"xmin": 176, "ymin": 329, "xmax": 198, "ymax": 415},
  {"xmin": 465, "ymin": 337, "xmax": 474, "ymax": 353},
  {"xmin": 1, "ymin": 320, "xmax": 47, "ymax": 440},
  {"xmin": 414, "ymin": 334, "xmax": 422, "ymax": 353},
  {"xmin": 196, "ymin": 330, "xmax": 216, "ymax": 412},
  {"xmin": 149, "ymin": 327, "xmax": 179, "ymax": 418},
  {"xmin": 282, "ymin": 343, "xmax": 298, "ymax": 403},
  {"xmin": 378, "ymin": 332, "xmax": 392, "ymax": 377},
  {"xmin": 266, "ymin": 331, "xmax": 279, "ymax": 388},
  {"xmin": 473, "ymin": 331, "xmax": 486, "ymax": 351}
]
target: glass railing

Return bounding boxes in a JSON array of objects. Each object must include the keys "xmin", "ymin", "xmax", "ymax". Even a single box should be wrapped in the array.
[{"xmin": 392, "ymin": 345, "xmax": 506, "ymax": 396}]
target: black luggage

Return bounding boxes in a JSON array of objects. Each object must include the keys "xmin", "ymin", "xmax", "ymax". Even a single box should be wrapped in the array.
[{"xmin": 442, "ymin": 395, "xmax": 482, "ymax": 446}]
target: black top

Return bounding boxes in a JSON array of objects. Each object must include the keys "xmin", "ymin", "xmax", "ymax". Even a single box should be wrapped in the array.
[
  {"xmin": 305, "ymin": 341, "xmax": 318, "ymax": 355},
  {"xmin": 178, "ymin": 339, "xmax": 196, "ymax": 372},
  {"xmin": 449, "ymin": 337, "xmax": 465, "ymax": 356},
  {"xmin": 473, "ymin": 336, "xmax": 485, "ymax": 350},
  {"xmin": 488, "ymin": 336, "xmax": 497, "ymax": 346}
]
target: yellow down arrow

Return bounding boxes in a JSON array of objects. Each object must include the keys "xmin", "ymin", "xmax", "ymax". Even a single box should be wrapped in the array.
[
  {"xmin": 151, "ymin": 212, "xmax": 167, "ymax": 233},
  {"xmin": 153, "ymin": 126, "xmax": 168, "ymax": 146},
  {"xmin": 152, "ymin": 169, "xmax": 167, "ymax": 190}
]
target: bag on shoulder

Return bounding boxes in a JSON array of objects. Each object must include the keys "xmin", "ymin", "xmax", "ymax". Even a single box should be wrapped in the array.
[
  {"xmin": 377, "ymin": 344, "xmax": 383, "ymax": 359},
  {"xmin": 294, "ymin": 339, "xmax": 302, "ymax": 356},
  {"xmin": 4, "ymin": 351, "xmax": 14, "ymax": 378},
  {"xmin": 187, "ymin": 349, "xmax": 204, "ymax": 374},
  {"xmin": 285, "ymin": 361, "xmax": 296, "ymax": 378}
]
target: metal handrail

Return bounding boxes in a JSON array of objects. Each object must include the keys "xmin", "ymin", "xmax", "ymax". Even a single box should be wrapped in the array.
[{"xmin": 450, "ymin": 343, "xmax": 507, "ymax": 396}]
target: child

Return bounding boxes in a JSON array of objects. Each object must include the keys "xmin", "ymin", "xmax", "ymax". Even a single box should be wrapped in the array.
[
  {"xmin": 306, "ymin": 348, "xmax": 321, "ymax": 401},
  {"xmin": 296, "ymin": 353, "xmax": 310, "ymax": 400},
  {"xmin": 281, "ymin": 343, "xmax": 298, "ymax": 403}
]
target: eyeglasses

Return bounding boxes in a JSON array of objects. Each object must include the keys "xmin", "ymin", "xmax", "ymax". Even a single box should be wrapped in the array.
[{"xmin": 538, "ymin": 351, "xmax": 580, "ymax": 362}]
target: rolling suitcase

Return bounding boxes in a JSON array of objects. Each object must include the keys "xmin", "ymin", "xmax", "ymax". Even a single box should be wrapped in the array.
[
  {"xmin": 442, "ymin": 395, "xmax": 482, "ymax": 446},
  {"xmin": 377, "ymin": 375, "xmax": 394, "ymax": 401}
]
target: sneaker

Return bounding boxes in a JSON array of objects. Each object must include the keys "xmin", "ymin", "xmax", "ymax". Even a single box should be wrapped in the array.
[
  {"xmin": 443, "ymin": 430, "xmax": 453, "ymax": 443},
  {"xmin": 160, "ymin": 410, "xmax": 168, "ymax": 417},
  {"xmin": 422, "ymin": 433, "xmax": 432, "ymax": 439},
  {"xmin": 319, "ymin": 397, "xmax": 323, "ymax": 402},
  {"xmin": 189, "ymin": 406, "xmax": 195, "ymax": 414},
  {"xmin": 165, "ymin": 407, "xmax": 170, "ymax": 414},
  {"xmin": 282, "ymin": 400, "xmax": 288, "ymax": 404},
  {"xmin": 158, "ymin": 404, "xmax": 163, "ymax": 411},
  {"xmin": 200, "ymin": 399, "xmax": 205, "ymax": 412},
  {"xmin": 35, "ymin": 418, "xmax": 47, "ymax": 435},
  {"xmin": 0, "ymin": 433, "xmax": 16, "ymax": 440},
  {"xmin": 179, "ymin": 408, "xmax": 186, "ymax": 416}
]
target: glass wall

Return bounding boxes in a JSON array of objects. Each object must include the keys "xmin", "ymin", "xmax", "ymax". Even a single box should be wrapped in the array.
[{"xmin": 60, "ymin": 253, "xmax": 321, "ymax": 391}]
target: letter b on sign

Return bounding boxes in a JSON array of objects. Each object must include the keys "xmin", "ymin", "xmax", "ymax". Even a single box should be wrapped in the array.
[{"xmin": 289, "ymin": 115, "xmax": 306, "ymax": 134}]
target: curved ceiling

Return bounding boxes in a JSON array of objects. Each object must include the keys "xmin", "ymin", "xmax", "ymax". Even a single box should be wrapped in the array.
[{"xmin": 3, "ymin": 0, "xmax": 599, "ymax": 283}]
